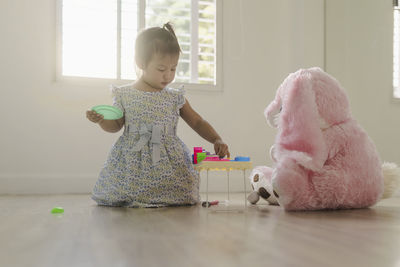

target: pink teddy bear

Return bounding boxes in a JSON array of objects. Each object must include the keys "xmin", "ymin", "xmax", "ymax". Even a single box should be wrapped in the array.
[{"xmin": 250, "ymin": 67, "xmax": 400, "ymax": 211}]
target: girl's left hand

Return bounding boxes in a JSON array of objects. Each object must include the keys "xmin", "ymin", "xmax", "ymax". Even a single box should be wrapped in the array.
[{"xmin": 214, "ymin": 139, "xmax": 230, "ymax": 158}]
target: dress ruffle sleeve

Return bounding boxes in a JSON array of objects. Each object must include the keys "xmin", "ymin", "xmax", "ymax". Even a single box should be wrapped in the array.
[
  {"xmin": 177, "ymin": 88, "xmax": 186, "ymax": 111},
  {"xmin": 110, "ymin": 84, "xmax": 124, "ymax": 114},
  {"xmin": 166, "ymin": 87, "xmax": 186, "ymax": 115}
]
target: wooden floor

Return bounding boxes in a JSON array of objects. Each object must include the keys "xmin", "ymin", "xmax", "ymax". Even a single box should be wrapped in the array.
[{"xmin": 1, "ymin": 193, "xmax": 400, "ymax": 267}]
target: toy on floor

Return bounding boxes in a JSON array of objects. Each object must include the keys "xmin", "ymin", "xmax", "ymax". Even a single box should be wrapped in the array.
[
  {"xmin": 247, "ymin": 166, "xmax": 278, "ymax": 205},
  {"xmin": 249, "ymin": 67, "xmax": 400, "ymax": 211},
  {"xmin": 202, "ymin": 200, "xmax": 219, "ymax": 207},
  {"xmin": 51, "ymin": 206, "xmax": 64, "ymax": 214}
]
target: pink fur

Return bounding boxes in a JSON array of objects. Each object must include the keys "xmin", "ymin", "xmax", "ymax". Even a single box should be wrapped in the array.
[{"xmin": 264, "ymin": 67, "xmax": 383, "ymax": 211}]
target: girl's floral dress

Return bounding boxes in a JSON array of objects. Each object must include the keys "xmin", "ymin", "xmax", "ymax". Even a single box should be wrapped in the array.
[{"xmin": 92, "ymin": 84, "xmax": 200, "ymax": 207}]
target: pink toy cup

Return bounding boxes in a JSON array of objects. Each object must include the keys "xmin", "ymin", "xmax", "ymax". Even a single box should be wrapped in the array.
[{"xmin": 193, "ymin": 147, "xmax": 203, "ymax": 164}]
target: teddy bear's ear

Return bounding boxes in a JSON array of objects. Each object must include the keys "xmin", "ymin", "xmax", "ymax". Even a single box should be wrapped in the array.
[{"xmin": 275, "ymin": 70, "xmax": 327, "ymax": 171}]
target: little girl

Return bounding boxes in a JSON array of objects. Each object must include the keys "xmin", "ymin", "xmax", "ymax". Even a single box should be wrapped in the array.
[{"xmin": 86, "ymin": 22, "xmax": 230, "ymax": 207}]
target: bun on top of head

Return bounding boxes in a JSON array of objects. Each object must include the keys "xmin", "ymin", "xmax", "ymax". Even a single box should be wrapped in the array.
[{"xmin": 135, "ymin": 22, "xmax": 181, "ymax": 67}]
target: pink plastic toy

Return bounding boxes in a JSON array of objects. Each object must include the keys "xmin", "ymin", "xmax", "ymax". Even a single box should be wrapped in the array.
[
  {"xmin": 193, "ymin": 147, "xmax": 231, "ymax": 163},
  {"xmin": 204, "ymin": 156, "xmax": 230, "ymax": 161},
  {"xmin": 193, "ymin": 147, "xmax": 203, "ymax": 164},
  {"xmin": 202, "ymin": 200, "xmax": 219, "ymax": 207},
  {"xmin": 193, "ymin": 147, "xmax": 249, "ymax": 164}
]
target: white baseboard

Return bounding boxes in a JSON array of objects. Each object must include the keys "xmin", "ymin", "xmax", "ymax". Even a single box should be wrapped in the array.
[
  {"xmin": 0, "ymin": 174, "xmax": 97, "ymax": 194},
  {"xmin": 0, "ymin": 171, "xmax": 252, "ymax": 194}
]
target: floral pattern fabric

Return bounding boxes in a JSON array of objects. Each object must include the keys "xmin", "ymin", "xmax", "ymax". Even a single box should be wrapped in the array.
[{"xmin": 92, "ymin": 84, "xmax": 200, "ymax": 207}]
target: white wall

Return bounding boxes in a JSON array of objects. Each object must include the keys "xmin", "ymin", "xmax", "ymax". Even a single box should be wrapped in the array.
[
  {"xmin": 0, "ymin": 0, "xmax": 324, "ymax": 194},
  {"xmin": 325, "ymin": 0, "xmax": 400, "ymax": 164}
]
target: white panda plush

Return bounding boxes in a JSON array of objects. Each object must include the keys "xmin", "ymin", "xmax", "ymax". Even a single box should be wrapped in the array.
[{"xmin": 247, "ymin": 166, "xmax": 279, "ymax": 205}]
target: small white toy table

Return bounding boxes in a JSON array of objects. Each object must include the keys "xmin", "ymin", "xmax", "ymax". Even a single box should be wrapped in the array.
[{"xmin": 194, "ymin": 161, "xmax": 253, "ymax": 207}]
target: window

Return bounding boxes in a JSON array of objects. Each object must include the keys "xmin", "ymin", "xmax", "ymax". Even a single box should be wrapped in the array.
[
  {"xmin": 394, "ymin": 0, "xmax": 400, "ymax": 98},
  {"xmin": 56, "ymin": 0, "xmax": 221, "ymax": 88}
]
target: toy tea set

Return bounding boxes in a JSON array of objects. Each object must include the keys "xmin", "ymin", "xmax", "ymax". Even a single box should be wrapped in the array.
[{"xmin": 192, "ymin": 147, "xmax": 252, "ymax": 208}]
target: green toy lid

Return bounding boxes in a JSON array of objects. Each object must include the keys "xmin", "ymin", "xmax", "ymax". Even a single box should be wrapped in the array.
[{"xmin": 92, "ymin": 105, "xmax": 123, "ymax": 120}]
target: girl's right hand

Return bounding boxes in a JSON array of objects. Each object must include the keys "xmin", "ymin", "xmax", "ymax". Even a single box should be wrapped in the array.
[{"xmin": 86, "ymin": 110, "xmax": 104, "ymax": 124}]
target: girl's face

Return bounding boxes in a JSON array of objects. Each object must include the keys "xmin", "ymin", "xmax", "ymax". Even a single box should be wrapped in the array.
[{"xmin": 141, "ymin": 53, "xmax": 179, "ymax": 90}]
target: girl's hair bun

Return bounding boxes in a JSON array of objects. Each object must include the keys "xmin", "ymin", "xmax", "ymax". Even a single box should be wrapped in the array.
[{"xmin": 135, "ymin": 22, "xmax": 181, "ymax": 67}]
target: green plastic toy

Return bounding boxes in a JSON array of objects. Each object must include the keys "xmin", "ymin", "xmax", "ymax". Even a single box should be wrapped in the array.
[
  {"xmin": 51, "ymin": 207, "xmax": 64, "ymax": 214},
  {"xmin": 196, "ymin": 152, "xmax": 207, "ymax": 163},
  {"xmin": 92, "ymin": 105, "xmax": 123, "ymax": 120}
]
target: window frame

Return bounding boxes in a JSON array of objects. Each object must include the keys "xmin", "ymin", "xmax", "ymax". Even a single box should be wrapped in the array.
[
  {"xmin": 55, "ymin": 0, "xmax": 223, "ymax": 91},
  {"xmin": 394, "ymin": 1, "xmax": 400, "ymax": 98}
]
